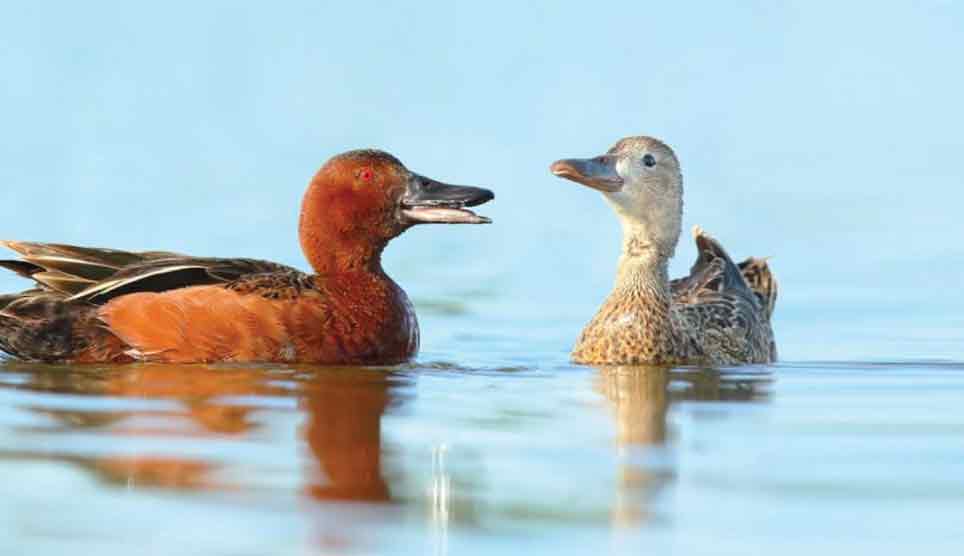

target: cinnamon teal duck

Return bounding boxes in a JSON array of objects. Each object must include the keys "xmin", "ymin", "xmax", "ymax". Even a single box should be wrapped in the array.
[{"xmin": 0, "ymin": 150, "xmax": 493, "ymax": 364}]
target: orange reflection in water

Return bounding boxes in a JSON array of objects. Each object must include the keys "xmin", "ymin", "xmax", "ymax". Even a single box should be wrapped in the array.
[
  {"xmin": 302, "ymin": 370, "xmax": 395, "ymax": 502},
  {"xmin": 0, "ymin": 362, "xmax": 407, "ymax": 500}
]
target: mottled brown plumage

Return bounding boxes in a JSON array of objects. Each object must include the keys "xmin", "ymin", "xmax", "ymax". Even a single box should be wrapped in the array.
[
  {"xmin": 0, "ymin": 150, "xmax": 493, "ymax": 364},
  {"xmin": 551, "ymin": 136, "xmax": 777, "ymax": 365}
]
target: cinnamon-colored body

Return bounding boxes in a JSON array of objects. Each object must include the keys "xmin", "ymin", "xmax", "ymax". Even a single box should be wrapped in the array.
[{"xmin": 98, "ymin": 274, "xmax": 417, "ymax": 364}]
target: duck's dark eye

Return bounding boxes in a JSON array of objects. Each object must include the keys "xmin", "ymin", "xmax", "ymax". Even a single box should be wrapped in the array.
[{"xmin": 642, "ymin": 154, "xmax": 657, "ymax": 168}]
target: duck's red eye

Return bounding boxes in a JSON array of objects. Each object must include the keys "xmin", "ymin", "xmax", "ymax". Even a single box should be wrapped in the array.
[{"xmin": 358, "ymin": 168, "xmax": 374, "ymax": 182}]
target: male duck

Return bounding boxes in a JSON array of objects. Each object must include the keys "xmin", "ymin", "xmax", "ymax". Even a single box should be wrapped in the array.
[
  {"xmin": 0, "ymin": 150, "xmax": 493, "ymax": 364},
  {"xmin": 551, "ymin": 136, "xmax": 777, "ymax": 365}
]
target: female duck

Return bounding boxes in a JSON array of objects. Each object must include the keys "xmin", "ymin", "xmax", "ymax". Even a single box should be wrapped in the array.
[
  {"xmin": 551, "ymin": 136, "xmax": 777, "ymax": 365},
  {"xmin": 0, "ymin": 150, "xmax": 493, "ymax": 364}
]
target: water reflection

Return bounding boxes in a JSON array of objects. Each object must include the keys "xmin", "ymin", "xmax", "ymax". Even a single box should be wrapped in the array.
[
  {"xmin": 302, "ymin": 368, "xmax": 405, "ymax": 502},
  {"xmin": 0, "ymin": 362, "xmax": 411, "ymax": 500},
  {"xmin": 0, "ymin": 359, "xmax": 772, "ymax": 551},
  {"xmin": 594, "ymin": 365, "xmax": 771, "ymax": 526}
]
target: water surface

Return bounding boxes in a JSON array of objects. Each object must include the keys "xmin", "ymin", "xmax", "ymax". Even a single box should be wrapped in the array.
[{"xmin": 2, "ymin": 335, "xmax": 963, "ymax": 554}]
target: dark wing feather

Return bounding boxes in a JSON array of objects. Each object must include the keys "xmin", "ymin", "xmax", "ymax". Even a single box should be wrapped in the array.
[
  {"xmin": 1, "ymin": 241, "xmax": 301, "ymax": 304},
  {"xmin": 1, "ymin": 240, "xmax": 184, "ymax": 295},
  {"xmin": 30, "ymin": 272, "xmax": 96, "ymax": 295},
  {"xmin": 0, "ymin": 260, "xmax": 44, "ymax": 279},
  {"xmin": 0, "ymin": 255, "xmax": 99, "ymax": 295},
  {"xmin": 70, "ymin": 257, "xmax": 298, "ymax": 303},
  {"xmin": 1, "ymin": 241, "xmax": 180, "ymax": 269},
  {"xmin": 670, "ymin": 227, "xmax": 748, "ymax": 300}
]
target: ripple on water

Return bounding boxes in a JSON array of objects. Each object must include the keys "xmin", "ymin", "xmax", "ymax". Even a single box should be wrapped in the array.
[{"xmin": 0, "ymin": 357, "xmax": 963, "ymax": 554}]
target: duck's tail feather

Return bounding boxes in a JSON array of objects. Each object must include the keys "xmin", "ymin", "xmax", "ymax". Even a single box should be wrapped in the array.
[
  {"xmin": 738, "ymin": 257, "xmax": 778, "ymax": 320},
  {"xmin": 0, "ymin": 291, "xmax": 76, "ymax": 361},
  {"xmin": 0, "ymin": 289, "xmax": 130, "ymax": 362}
]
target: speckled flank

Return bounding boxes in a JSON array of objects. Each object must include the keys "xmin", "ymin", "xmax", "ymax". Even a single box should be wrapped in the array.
[{"xmin": 557, "ymin": 136, "xmax": 777, "ymax": 366}]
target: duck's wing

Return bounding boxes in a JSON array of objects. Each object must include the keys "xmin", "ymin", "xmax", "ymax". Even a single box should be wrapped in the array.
[
  {"xmin": 0, "ymin": 240, "xmax": 299, "ymax": 304},
  {"xmin": 670, "ymin": 228, "xmax": 749, "ymax": 303},
  {"xmin": 0, "ymin": 241, "xmax": 310, "ymax": 362},
  {"xmin": 670, "ymin": 227, "xmax": 775, "ymax": 364},
  {"xmin": 0, "ymin": 241, "xmax": 183, "ymax": 295}
]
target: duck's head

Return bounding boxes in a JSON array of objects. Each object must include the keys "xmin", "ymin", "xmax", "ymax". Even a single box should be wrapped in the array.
[
  {"xmin": 550, "ymin": 136, "xmax": 683, "ymax": 258},
  {"xmin": 300, "ymin": 150, "xmax": 493, "ymax": 271}
]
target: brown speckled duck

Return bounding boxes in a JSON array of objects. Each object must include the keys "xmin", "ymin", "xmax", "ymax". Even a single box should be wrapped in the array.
[{"xmin": 551, "ymin": 136, "xmax": 777, "ymax": 366}]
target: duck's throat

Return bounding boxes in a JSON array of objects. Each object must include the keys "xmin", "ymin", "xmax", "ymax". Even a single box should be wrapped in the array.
[
  {"xmin": 614, "ymin": 232, "xmax": 671, "ymax": 298},
  {"xmin": 301, "ymin": 228, "xmax": 388, "ymax": 275},
  {"xmin": 299, "ymin": 184, "xmax": 391, "ymax": 275}
]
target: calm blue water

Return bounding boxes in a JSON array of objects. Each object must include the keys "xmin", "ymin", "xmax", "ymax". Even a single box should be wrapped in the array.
[{"xmin": 2, "ymin": 2, "xmax": 964, "ymax": 554}]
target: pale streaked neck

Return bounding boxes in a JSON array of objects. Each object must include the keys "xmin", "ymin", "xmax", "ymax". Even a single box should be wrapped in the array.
[{"xmin": 613, "ymin": 223, "xmax": 671, "ymax": 298}]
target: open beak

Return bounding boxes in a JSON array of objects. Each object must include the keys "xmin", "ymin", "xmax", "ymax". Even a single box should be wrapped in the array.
[
  {"xmin": 550, "ymin": 155, "xmax": 624, "ymax": 193},
  {"xmin": 400, "ymin": 173, "xmax": 494, "ymax": 224}
]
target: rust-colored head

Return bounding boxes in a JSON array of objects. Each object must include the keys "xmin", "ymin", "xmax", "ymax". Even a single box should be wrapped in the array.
[{"xmin": 299, "ymin": 150, "xmax": 493, "ymax": 273}]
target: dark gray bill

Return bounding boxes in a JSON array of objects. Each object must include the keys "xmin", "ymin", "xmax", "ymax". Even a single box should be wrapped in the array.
[
  {"xmin": 400, "ymin": 173, "xmax": 494, "ymax": 224},
  {"xmin": 550, "ymin": 155, "xmax": 624, "ymax": 193}
]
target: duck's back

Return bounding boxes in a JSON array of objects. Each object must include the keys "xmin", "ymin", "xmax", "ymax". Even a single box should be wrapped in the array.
[{"xmin": 670, "ymin": 228, "xmax": 777, "ymax": 364}]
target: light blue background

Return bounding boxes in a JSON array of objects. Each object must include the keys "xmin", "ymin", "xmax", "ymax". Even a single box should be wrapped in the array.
[
  {"xmin": 3, "ymin": 4, "xmax": 964, "ymax": 555},
  {"xmin": 2, "ymin": 1, "xmax": 962, "ymax": 360}
]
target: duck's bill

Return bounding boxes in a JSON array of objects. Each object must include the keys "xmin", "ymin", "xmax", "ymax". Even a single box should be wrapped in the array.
[
  {"xmin": 400, "ymin": 173, "xmax": 494, "ymax": 225},
  {"xmin": 550, "ymin": 156, "xmax": 624, "ymax": 193},
  {"xmin": 401, "ymin": 207, "xmax": 491, "ymax": 224}
]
